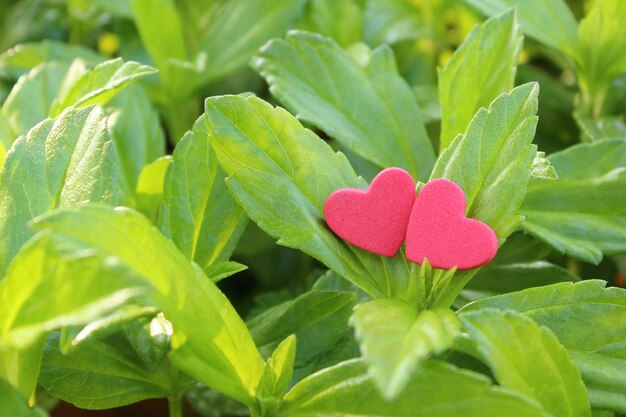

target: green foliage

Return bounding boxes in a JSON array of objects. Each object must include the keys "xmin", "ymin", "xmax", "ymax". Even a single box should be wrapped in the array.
[
  {"xmin": 0, "ymin": 105, "xmax": 118, "ymax": 276},
  {"xmin": 253, "ymin": 31, "xmax": 435, "ymax": 180},
  {"xmin": 0, "ymin": 1, "xmax": 625, "ymax": 416},
  {"xmin": 159, "ymin": 117, "xmax": 247, "ymax": 276},
  {"xmin": 438, "ymin": 10, "xmax": 522, "ymax": 150},
  {"xmin": 460, "ymin": 309, "xmax": 591, "ymax": 417},
  {"xmin": 277, "ymin": 359, "xmax": 545, "ymax": 417},
  {"xmin": 521, "ymin": 138, "xmax": 626, "ymax": 264},
  {"xmin": 462, "ymin": 280, "xmax": 626, "ymax": 413},
  {"xmin": 350, "ymin": 300, "xmax": 460, "ymax": 399}
]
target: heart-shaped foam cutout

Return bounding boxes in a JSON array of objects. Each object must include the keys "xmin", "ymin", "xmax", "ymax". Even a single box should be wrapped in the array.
[
  {"xmin": 405, "ymin": 178, "xmax": 498, "ymax": 270},
  {"xmin": 324, "ymin": 167, "xmax": 415, "ymax": 257}
]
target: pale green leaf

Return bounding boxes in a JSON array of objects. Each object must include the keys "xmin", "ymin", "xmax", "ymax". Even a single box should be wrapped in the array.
[
  {"xmin": 1, "ymin": 62, "xmax": 68, "ymax": 140},
  {"xmin": 159, "ymin": 117, "xmax": 247, "ymax": 273},
  {"xmin": 463, "ymin": 0, "xmax": 579, "ymax": 56},
  {"xmin": 255, "ymin": 335, "xmax": 297, "ymax": 415},
  {"xmin": 460, "ymin": 309, "xmax": 591, "ymax": 417},
  {"xmin": 0, "ymin": 106, "xmax": 118, "ymax": 276},
  {"xmin": 253, "ymin": 31, "xmax": 435, "ymax": 180},
  {"xmin": 0, "ymin": 342, "xmax": 45, "ymax": 400},
  {"xmin": 432, "ymin": 83, "xmax": 539, "ymax": 241},
  {"xmin": 40, "ymin": 333, "xmax": 171, "ymax": 409},
  {"xmin": 106, "ymin": 85, "xmax": 166, "ymax": 203},
  {"xmin": 49, "ymin": 58, "xmax": 158, "ymax": 117},
  {"xmin": 130, "ymin": 0, "xmax": 188, "ymax": 73},
  {"xmin": 277, "ymin": 359, "xmax": 545, "ymax": 417},
  {"xmin": 461, "ymin": 280, "xmax": 626, "ymax": 413},
  {"xmin": 33, "ymin": 205, "xmax": 264, "ymax": 405},
  {"xmin": 205, "ymin": 94, "xmax": 415, "ymax": 300},
  {"xmin": 577, "ymin": 0, "xmax": 626, "ymax": 93},
  {"xmin": 0, "ymin": 379, "xmax": 45, "ymax": 417},
  {"xmin": 521, "ymin": 138, "xmax": 626, "ymax": 264},
  {"xmin": 0, "ymin": 235, "xmax": 150, "ymax": 350},
  {"xmin": 350, "ymin": 300, "xmax": 460, "ymax": 399},
  {"xmin": 135, "ymin": 156, "xmax": 172, "ymax": 222},
  {"xmin": 439, "ymin": 10, "xmax": 522, "ymax": 150},
  {"xmin": 530, "ymin": 151, "xmax": 558, "ymax": 180},
  {"xmin": 0, "ymin": 40, "xmax": 103, "ymax": 79},
  {"xmin": 300, "ymin": 0, "xmax": 363, "ymax": 47}
]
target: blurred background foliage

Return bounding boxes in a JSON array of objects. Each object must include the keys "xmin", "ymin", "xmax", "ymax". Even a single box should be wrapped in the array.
[{"xmin": 0, "ymin": 0, "xmax": 624, "ymax": 415}]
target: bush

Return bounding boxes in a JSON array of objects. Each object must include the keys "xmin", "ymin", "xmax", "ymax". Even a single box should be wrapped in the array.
[{"xmin": 0, "ymin": 0, "xmax": 625, "ymax": 416}]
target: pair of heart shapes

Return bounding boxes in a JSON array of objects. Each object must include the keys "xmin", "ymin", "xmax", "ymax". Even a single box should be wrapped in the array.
[{"xmin": 324, "ymin": 168, "xmax": 498, "ymax": 270}]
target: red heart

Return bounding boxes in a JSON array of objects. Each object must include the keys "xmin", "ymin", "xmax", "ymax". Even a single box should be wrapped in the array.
[
  {"xmin": 324, "ymin": 168, "xmax": 415, "ymax": 257},
  {"xmin": 405, "ymin": 179, "xmax": 498, "ymax": 270}
]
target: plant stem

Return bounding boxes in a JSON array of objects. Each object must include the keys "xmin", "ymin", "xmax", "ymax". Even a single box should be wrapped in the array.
[{"xmin": 168, "ymin": 395, "xmax": 184, "ymax": 417}]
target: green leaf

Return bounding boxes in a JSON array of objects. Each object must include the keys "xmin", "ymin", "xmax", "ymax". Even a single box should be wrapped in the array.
[
  {"xmin": 463, "ymin": 0, "xmax": 578, "ymax": 56},
  {"xmin": 197, "ymin": 0, "xmax": 307, "ymax": 86},
  {"xmin": 0, "ymin": 379, "xmax": 45, "ymax": 417},
  {"xmin": 106, "ymin": 85, "xmax": 166, "ymax": 203},
  {"xmin": 253, "ymin": 31, "xmax": 435, "ymax": 180},
  {"xmin": 460, "ymin": 309, "xmax": 591, "ymax": 417},
  {"xmin": 575, "ymin": 112, "xmax": 626, "ymax": 142},
  {"xmin": 520, "ymin": 138, "xmax": 626, "ymax": 264},
  {"xmin": 33, "ymin": 205, "xmax": 264, "ymax": 405},
  {"xmin": 205, "ymin": 94, "xmax": 415, "ymax": 300},
  {"xmin": 49, "ymin": 58, "xmax": 158, "ymax": 117},
  {"xmin": 0, "ymin": 40, "xmax": 103, "ymax": 79},
  {"xmin": 461, "ymin": 280, "xmax": 626, "ymax": 413},
  {"xmin": 350, "ymin": 300, "xmax": 461, "ymax": 399},
  {"xmin": 0, "ymin": 105, "xmax": 118, "ymax": 276},
  {"xmin": 461, "ymin": 260, "xmax": 578, "ymax": 304},
  {"xmin": 255, "ymin": 335, "xmax": 297, "ymax": 416},
  {"xmin": 159, "ymin": 117, "xmax": 247, "ymax": 273},
  {"xmin": 0, "ymin": 342, "xmax": 45, "ymax": 400},
  {"xmin": 530, "ymin": 151, "xmax": 558, "ymax": 180},
  {"xmin": 439, "ymin": 10, "xmax": 522, "ymax": 150},
  {"xmin": 123, "ymin": 313, "xmax": 171, "ymax": 370},
  {"xmin": 299, "ymin": 0, "xmax": 363, "ymax": 47},
  {"xmin": 1, "ymin": 62, "xmax": 68, "ymax": 140},
  {"xmin": 277, "ymin": 359, "xmax": 545, "ymax": 417},
  {"xmin": 432, "ymin": 83, "xmax": 539, "ymax": 241},
  {"xmin": 40, "ymin": 333, "xmax": 170, "ymax": 409},
  {"xmin": 0, "ymin": 235, "xmax": 150, "ymax": 350},
  {"xmin": 577, "ymin": 0, "xmax": 626, "ymax": 94},
  {"xmin": 130, "ymin": 0, "xmax": 188, "ymax": 76},
  {"xmin": 363, "ymin": 0, "xmax": 423, "ymax": 46},
  {"xmin": 248, "ymin": 290, "xmax": 355, "ymax": 373},
  {"xmin": 135, "ymin": 156, "xmax": 172, "ymax": 222}
]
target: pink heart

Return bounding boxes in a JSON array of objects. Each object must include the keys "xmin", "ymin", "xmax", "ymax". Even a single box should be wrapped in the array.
[
  {"xmin": 405, "ymin": 178, "xmax": 498, "ymax": 270},
  {"xmin": 324, "ymin": 168, "xmax": 415, "ymax": 257}
]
